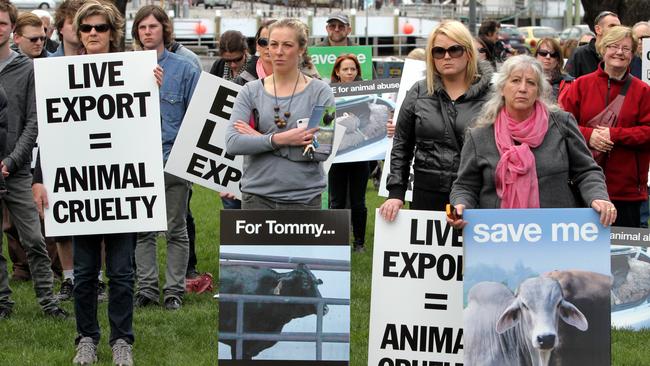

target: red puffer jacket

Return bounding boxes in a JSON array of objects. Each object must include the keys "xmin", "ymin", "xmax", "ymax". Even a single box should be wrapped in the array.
[{"xmin": 559, "ymin": 63, "xmax": 650, "ymax": 202}]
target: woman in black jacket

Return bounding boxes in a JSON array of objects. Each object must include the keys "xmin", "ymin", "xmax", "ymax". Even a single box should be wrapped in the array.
[{"xmin": 379, "ymin": 20, "xmax": 493, "ymax": 221}]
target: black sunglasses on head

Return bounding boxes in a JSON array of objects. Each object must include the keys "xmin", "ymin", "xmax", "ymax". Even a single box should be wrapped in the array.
[
  {"xmin": 536, "ymin": 50, "xmax": 559, "ymax": 58},
  {"xmin": 257, "ymin": 37, "xmax": 269, "ymax": 47},
  {"xmin": 79, "ymin": 23, "xmax": 111, "ymax": 33},
  {"xmin": 431, "ymin": 45, "xmax": 465, "ymax": 59}
]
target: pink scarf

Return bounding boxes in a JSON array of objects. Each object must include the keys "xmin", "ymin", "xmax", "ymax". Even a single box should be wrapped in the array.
[
  {"xmin": 494, "ymin": 101, "xmax": 549, "ymax": 208},
  {"xmin": 256, "ymin": 58, "xmax": 269, "ymax": 79}
]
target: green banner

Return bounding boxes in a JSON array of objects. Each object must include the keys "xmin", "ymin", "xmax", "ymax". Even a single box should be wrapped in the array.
[{"xmin": 308, "ymin": 46, "xmax": 373, "ymax": 81}]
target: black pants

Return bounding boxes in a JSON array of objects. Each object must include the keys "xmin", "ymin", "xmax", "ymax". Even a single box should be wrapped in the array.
[
  {"xmin": 328, "ymin": 162, "xmax": 369, "ymax": 246},
  {"xmin": 186, "ymin": 188, "xmax": 197, "ymax": 273},
  {"xmin": 410, "ymin": 189, "xmax": 449, "ymax": 212},
  {"xmin": 613, "ymin": 200, "xmax": 642, "ymax": 228}
]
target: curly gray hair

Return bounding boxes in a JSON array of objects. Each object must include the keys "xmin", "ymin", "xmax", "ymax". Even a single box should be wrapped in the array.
[{"xmin": 475, "ymin": 55, "xmax": 559, "ymax": 128}]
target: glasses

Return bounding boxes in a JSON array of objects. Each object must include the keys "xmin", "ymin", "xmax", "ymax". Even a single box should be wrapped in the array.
[
  {"xmin": 536, "ymin": 50, "xmax": 559, "ymax": 58},
  {"xmin": 431, "ymin": 45, "xmax": 465, "ymax": 59},
  {"xmin": 606, "ymin": 44, "xmax": 632, "ymax": 54},
  {"xmin": 257, "ymin": 37, "xmax": 268, "ymax": 47},
  {"xmin": 79, "ymin": 23, "xmax": 111, "ymax": 33},
  {"xmin": 477, "ymin": 47, "xmax": 487, "ymax": 54},
  {"xmin": 223, "ymin": 54, "xmax": 245, "ymax": 63},
  {"xmin": 327, "ymin": 23, "xmax": 347, "ymax": 30},
  {"xmin": 578, "ymin": 41, "xmax": 589, "ymax": 46},
  {"xmin": 24, "ymin": 35, "xmax": 47, "ymax": 43}
]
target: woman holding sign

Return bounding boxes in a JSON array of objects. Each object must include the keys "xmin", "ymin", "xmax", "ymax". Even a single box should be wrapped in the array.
[
  {"xmin": 560, "ymin": 26, "xmax": 650, "ymax": 228},
  {"xmin": 226, "ymin": 18, "xmax": 335, "ymax": 209},
  {"xmin": 448, "ymin": 55, "xmax": 616, "ymax": 229},
  {"xmin": 379, "ymin": 20, "xmax": 493, "ymax": 221}
]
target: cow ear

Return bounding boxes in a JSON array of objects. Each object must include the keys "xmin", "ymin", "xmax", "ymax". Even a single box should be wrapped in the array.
[
  {"xmin": 559, "ymin": 299, "xmax": 588, "ymax": 331},
  {"xmin": 273, "ymin": 279, "xmax": 284, "ymax": 295},
  {"xmin": 496, "ymin": 299, "xmax": 521, "ymax": 334}
]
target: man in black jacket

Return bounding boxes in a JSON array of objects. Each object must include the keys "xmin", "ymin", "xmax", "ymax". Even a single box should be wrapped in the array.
[{"xmin": 566, "ymin": 10, "xmax": 620, "ymax": 78}]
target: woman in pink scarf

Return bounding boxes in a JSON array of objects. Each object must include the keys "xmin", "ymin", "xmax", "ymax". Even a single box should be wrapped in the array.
[{"xmin": 448, "ymin": 55, "xmax": 616, "ymax": 228}]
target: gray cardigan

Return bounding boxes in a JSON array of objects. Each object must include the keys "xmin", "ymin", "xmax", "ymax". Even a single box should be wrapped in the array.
[{"xmin": 450, "ymin": 110, "xmax": 609, "ymax": 209}]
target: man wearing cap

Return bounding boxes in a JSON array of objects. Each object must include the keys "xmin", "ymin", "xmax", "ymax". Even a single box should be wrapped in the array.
[
  {"xmin": 566, "ymin": 10, "xmax": 620, "ymax": 78},
  {"xmin": 320, "ymin": 12, "xmax": 356, "ymax": 46}
]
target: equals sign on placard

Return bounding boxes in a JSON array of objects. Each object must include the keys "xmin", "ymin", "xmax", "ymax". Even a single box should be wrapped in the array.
[
  {"xmin": 89, "ymin": 133, "xmax": 112, "ymax": 149},
  {"xmin": 424, "ymin": 293, "xmax": 448, "ymax": 310}
]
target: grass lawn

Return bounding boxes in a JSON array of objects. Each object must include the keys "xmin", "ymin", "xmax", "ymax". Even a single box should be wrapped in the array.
[{"xmin": 2, "ymin": 184, "xmax": 650, "ymax": 365}]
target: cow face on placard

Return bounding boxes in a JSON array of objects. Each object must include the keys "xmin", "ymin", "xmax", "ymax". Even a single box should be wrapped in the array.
[
  {"xmin": 273, "ymin": 263, "xmax": 328, "ymax": 316},
  {"xmin": 495, "ymin": 277, "xmax": 588, "ymax": 366}
]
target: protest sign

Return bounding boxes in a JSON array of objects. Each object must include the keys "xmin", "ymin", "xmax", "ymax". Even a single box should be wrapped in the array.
[
  {"xmin": 34, "ymin": 51, "xmax": 166, "ymax": 236},
  {"xmin": 331, "ymin": 79, "xmax": 399, "ymax": 164},
  {"xmin": 378, "ymin": 59, "xmax": 426, "ymax": 201},
  {"xmin": 643, "ymin": 38, "xmax": 650, "ymax": 85},
  {"xmin": 464, "ymin": 208, "xmax": 610, "ymax": 366},
  {"xmin": 309, "ymin": 46, "xmax": 373, "ymax": 81},
  {"xmin": 219, "ymin": 210, "xmax": 350, "ymax": 365},
  {"xmin": 368, "ymin": 209, "xmax": 463, "ymax": 366},
  {"xmin": 165, "ymin": 72, "xmax": 243, "ymax": 198},
  {"xmin": 610, "ymin": 226, "xmax": 650, "ymax": 330}
]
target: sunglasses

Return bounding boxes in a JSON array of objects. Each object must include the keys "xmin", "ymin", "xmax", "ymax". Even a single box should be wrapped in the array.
[
  {"xmin": 536, "ymin": 50, "xmax": 559, "ymax": 58},
  {"xmin": 223, "ymin": 54, "xmax": 245, "ymax": 63},
  {"xmin": 79, "ymin": 23, "xmax": 111, "ymax": 33},
  {"xmin": 257, "ymin": 37, "xmax": 268, "ymax": 47},
  {"xmin": 477, "ymin": 47, "xmax": 487, "ymax": 54},
  {"xmin": 578, "ymin": 41, "xmax": 589, "ymax": 46},
  {"xmin": 25, "ymin": 35, "xmax": 47, "ymax": 43},
  {"xmin": 431, "ymin": 45, "xmax": 465, "ymax": 59}
]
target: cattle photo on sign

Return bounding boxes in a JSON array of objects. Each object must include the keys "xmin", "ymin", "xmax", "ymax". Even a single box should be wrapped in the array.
[
  {"xmin": 217, "ymin": 249, "xmax": 350, "ymax": 362},
  {"xmin": 611, "ymin": 245, "xmax": 650, "ymax": 330}
]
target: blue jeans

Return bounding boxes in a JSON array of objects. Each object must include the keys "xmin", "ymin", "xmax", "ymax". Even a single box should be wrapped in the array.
[
  {"xmin": 73, "ymin": 233, "xmax": 136, "ymax": 346},
  {"xmin": 221, "ymin": 197, "xmax": 241, "ymax": 209}
]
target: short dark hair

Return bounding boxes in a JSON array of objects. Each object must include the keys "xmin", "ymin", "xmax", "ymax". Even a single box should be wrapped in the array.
[
  {"xmin": 0, "ymin": 0, "xmax": 18, "ymax": 25},
  {"xmin": 132, "ymin": 5, "xmax": 173, "ymax": 48},
  {"xmin": 219, "ymin": 30, "xmax": 247, "ymax": 54},
  {"xmin": 478, "ymin": 20, "xmax": 500, "ymax": 37},
  {"xmin": 255, "ymin": 19, "xmax": 276, "ymax": 42},
  {"xmin": 54, "ymin": 0, "xmax": 83, "ymax": 33},
  {"xmin": 594, "ymin": 10, "xmax": 618, "ymax": 26}
]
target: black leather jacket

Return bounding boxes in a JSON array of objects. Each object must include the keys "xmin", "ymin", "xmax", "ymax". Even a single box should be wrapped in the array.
[{"xmin": 387, "ymin": 61, "xmax": 493, "ymax": 201}]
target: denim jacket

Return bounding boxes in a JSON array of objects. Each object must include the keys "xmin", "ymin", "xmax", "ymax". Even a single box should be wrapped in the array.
[{"xmin": 158, "ymin": 49, "xmax": 199, "ymax": 162}]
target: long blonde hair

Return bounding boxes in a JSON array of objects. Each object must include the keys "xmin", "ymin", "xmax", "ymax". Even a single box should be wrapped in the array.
[{"xmin": 425, "ymin": 20, "xmax": 478, "ymax": 95}]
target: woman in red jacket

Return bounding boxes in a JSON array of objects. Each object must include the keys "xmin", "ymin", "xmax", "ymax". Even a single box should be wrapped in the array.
[{"xmin": 560, "ymin": 25, "xmax": 650, "ymax": 227}]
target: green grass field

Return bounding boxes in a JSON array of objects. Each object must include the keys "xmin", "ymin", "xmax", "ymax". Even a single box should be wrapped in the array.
[{"xmin": 1, "ymin": 184, "xmax": 650, "ymax": 365}]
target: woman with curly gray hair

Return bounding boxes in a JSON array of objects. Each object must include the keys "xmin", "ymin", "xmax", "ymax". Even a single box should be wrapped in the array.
[{"xmin": 448, "ymin": 55, "xmax": 616, "ymax": 228}]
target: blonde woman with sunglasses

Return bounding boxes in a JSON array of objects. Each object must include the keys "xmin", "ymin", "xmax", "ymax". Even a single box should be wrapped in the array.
[{"xmin": 379, "ymin": 20, "xmax": 493, "ymax": 221}]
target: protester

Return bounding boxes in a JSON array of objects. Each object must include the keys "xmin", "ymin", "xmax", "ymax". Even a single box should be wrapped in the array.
[
  {"xmin": 226, "ymin": 18, "xmax": 335, "ymax": 209},
  {"xmin": 560, "ymin": 26, "xmax": 650, "ymax": 228},
  {"xmin": 0, "ymin": 0, "xmax": 65, "ymax": 320},
  {"xmin": 234, "ymin": 20, "xmax": 275, "ymax": 85},
  {"xmin": 11, "ymin": 13, "xmax": 47, "ymax": 59},
  {"xmin": 209, "ymin": 30, "xmax": 250, "ymax": 81},
  {"xmin": 447, "ymin": 55, "xmax": 615, "ymax": 229},
  {"xmin": 535, "ymin": 37, "xmax": 573, "ymax": 101},
  {"xmin": 473, "ymin": 37, "xmax": 489, "ymax": 62},
  {"xmin": 31, "ymin": 9, "xmax": 58, "ymax": 54},
  {"xmin": 566, "ymin": 10, "xmax": 620, "ymax": 77},
  {"xmin": 131, "ymin": 4, "xmax": 199, "ymax": 311},
  {"xmin": 562, "ymin": 39, "xmax": 578, "ymax": 59},
  {"xmin": 578, "ymin": 32, "xmax": 595, "ymax": 47},
  {"xmin": 379, "ymin": 20, "xmax": 493, "ymax": 222},
  {"xmin": 65, "ymin": 1, "xmax": 160, "ymax": 364},
  {"xmin": 319, "ymin": 12, "xmax": 354, "ymax": 46},
  {"xmin": 478, "ymin": 19, "xmax": 500, "ymax": 68},
  {"xmin": 328, "ymin": 54, "xmax": 369, "ymax": 252},
  {"xmin": 630, "ymin": 21, "xmax": 650, "ymax": 79},
  {"xmin": 49, "ymin": 0, "xmax": 84, "ymax": 57}
]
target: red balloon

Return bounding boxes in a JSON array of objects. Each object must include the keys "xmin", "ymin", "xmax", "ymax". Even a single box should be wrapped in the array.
[
  {"xmin": 194, "ymin": 22, "xmax": 207, "ymax": 35},
  {"xmin": 403, "ymin": 23, "xmax": 414, "ymax": 35}
]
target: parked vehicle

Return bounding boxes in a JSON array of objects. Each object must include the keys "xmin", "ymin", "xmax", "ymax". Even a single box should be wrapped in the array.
[
  {"xmin": 559, "ymin": 24, "xmax": 592, "ymax": 45},
  {"xmin": 499, "ymin": 24, "xmax": 526, "ymax": 48},
  {"xmin": 518, "ymin": 26, "xmax": 560, "ymax": 51},
  {"xmin": 204, "ymin": 0, "xmax": 232, "ymax": 9},
  {"xmin": 11, "ymin": 0, "xmax": 57, "ymax": 9}
]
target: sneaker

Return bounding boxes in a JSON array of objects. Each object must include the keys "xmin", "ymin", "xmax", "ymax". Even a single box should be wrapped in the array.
[
  {"xmin": 57, "ymin": 278, "xmax": 74, "ymax": 301},
  {"xmin": 112, "ymin": 339, "xmax": 133, "ymax": 366},
  {"xmin": 0, "ymin": 306, "xmax": 12, "ymax": 319},
  {"xmin": 44, "ymin": 306, "xmax": 69, "ymax": 319},
  {"xmin": 97, "ymin": 281, "xmax": 107, "ymax": 302},
  {"xmin": 73, "ymin": 337, "xmax": 97, "ymax": 365},
  {"xmin": 164, "ymin": 297, "xmax": 182, "ymax": 311},
  {"xmin": 134, "ymin": 294, "xmax": 157, "ymax": 308}
]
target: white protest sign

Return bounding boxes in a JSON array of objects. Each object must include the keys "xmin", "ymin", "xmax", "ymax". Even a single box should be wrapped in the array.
[
  {"xmin": 368, "ymin": 209, "xmax": 463, "ymax": 366},
  {"xmin": 643, "ymin": 38, "xmax": 650, "ymax": 85},
  {"xmin": 378, "ymin": 59, "xmax": 426, "ymax": 201},
  {"xmin": 165, "ymin": 72, "xmax": 243, "ymax": 198},
  {"xmin": 35, "ymin": 51, "xmax": 167, "ymax": 236}
]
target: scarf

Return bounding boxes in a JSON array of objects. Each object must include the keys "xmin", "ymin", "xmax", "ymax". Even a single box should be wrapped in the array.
[
  {"xmin": 494, "ymin": 101, "xmax": 549, "ymax": 208},
  {"xmin": 256, "ymin": 57, "xmax": 269, "ymax": 79}
]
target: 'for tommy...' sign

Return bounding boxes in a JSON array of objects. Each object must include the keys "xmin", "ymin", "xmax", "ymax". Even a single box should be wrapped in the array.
[
  {"xmin": 165, "ymin": 72, "xmax": 243, "ymax": 198},
  {"xmin": 34, "ymin": 51, "xmax": 167, "ymax": 236}
]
